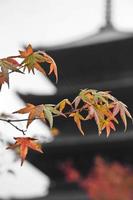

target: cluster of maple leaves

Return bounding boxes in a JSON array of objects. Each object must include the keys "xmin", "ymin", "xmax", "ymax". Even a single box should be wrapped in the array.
[
  {"xmin": 60, "ymin": 157, "xmax": 133, "ymax": 200},
  {"xmin": 0, "ymin": 44, "xmax": 132, "ymax": 165}
]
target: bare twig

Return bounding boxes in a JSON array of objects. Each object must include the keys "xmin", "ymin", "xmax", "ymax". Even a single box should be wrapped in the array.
[{"xmin": 0, "ymin": 118, "xmax": 27, "ymax": 135}]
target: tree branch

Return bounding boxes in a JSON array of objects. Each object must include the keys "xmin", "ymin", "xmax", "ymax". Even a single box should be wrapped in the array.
[
  {"xmin": 0, "ymin": 118, "xmax": 27, "ymax": 135},
  {"xmin": 0, "ymin": 106, "xmax": 88, "ymax": 135}
]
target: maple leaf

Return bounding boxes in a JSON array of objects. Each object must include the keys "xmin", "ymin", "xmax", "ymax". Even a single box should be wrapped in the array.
[
  {"xmin": 97, "ymin": 91, "xmax": 116, "ymax": 102},
  {"xmin": 56, "ymin": 99, "xmax": 72, "ymax": 112},
  {"xmin": 39, "ymin": 51, "xmax": 58, "ymax": 82},
  {"xmin": 13, "ymin": 103, "xmax": 65, "ymax": 129},
  {"xmin": 85, "ymin": 104, "xmax": 104, "ymax": 134},
  {"xmin": 6, "ymin": 57, "xmax": 20, "ymax": 67},
  {"xmin": 102, "ymin": 119, "xmax": 116, "ymax": 137},
  {"xmin": 44, "ymin": 104, "xmax": 66, "ymax": 128},
  {"xmin": 0, "ymin": 58, "xmax": 21, "ymax": 89},
  {"xmin": 19, "ymin": 44, "xmax": 33, "ymax": 58},
  {"xmin": 19, "ymin": 44, "xmax": 58, "ymax": 82},
  {"xmin": 79, "ymin": 89, "xmax": 94, "ymax": 104},
  {"xmin": 85, "ymin": 103, "xmax": 118, "ymax": 135},
  {"xmin": 69, "ymin": 112, "xmax": 85, "ymax": 135},
  {"xmin": 7, "ymin": 137, "xmax": 43, "ymax": 166},
  {"xmin": 112, "ymin": 101, "xmax": 132, "ymax": 131},
  {"xmin": 0, "ymin": 72, "xmax": 8, "ymax": 90},
  {"xmin": 43, "ymin": 104, "xmax": 54, "ymax": 129},
  {"xmin": 19, "ymin": 44, "xmax": 46, "ymax": 74},
  {"xmin": 79, "ymin": 89, "xmax": 117, "ymax": 106},
  {"xmin": 72, "ymin": 96, "xmax": 81, "ymax": 109},
  {"xmin": 87, "ymin": 89, "xmax": 109, "ymax": 104},
  {"xmin": 13, "ymin": 103, "xmax": 45, "ymax": 128},
  {"xmin": 0, "ymin": 58, "xmax": 21, "ymax": 73}
]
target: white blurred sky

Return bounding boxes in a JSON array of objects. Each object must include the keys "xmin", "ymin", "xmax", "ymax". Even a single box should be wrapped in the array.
[{"xmin": 0, "ymin": 0, "xmax": 133, "ymax": 56}]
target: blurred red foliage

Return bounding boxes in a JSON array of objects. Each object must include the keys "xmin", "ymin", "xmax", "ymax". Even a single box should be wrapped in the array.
[
  {"xmin": 59, "ymin": 160, "xmax": 81, "ymax": 183},
  {"xmin": 60, "ymin": 157, "xmax": 133, "ymax": 200}
]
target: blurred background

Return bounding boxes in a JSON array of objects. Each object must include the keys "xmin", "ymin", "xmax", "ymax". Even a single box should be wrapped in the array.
[{"xmin": 1, "ymin": 0, "xmax": 133, "ymax": 199}]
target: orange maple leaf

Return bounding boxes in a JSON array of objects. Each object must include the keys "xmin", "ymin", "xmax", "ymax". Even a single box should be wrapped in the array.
[
  {"xmin": 19, "ymin": 44, "xmax": 33, "ymax": 58},
  {"xmin": 69, "ymin": 112, "xmax": 85, "ymax": 135},
  {"xmin": 19, "ymin": 44, "xmax": 46, "ymax": 75},
  {"xmin": 13, "ymin": 103, "xmax": 45, "ymax": 128},
  {"xmin": 0, "ymin": 72, "xmax": 8, "ymax": 90},
  {"xmin": 19, "ymin": 44, "xmax": 58, "ymax": 82},
  {"xmin": 56, "ymin": 99, "xmax": 72, "ymax": 112},
  {"xmin": 102, "ymin": 119, "xmax": 116, "ymax": 137},
  {"xmin": 7, "ymin": 137, "xmax": 43, "ymax": 166},
  {"xmin": 40, "ymin": 51, "xmax": 58, "ymax": 82}
]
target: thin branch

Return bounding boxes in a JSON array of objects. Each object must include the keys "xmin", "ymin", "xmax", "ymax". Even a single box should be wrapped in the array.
[
  {"xmin": 0, "ymin": 106, "xmax": 87, "ymax": 134},
  {"xmin": 8, "ymin": 121, "xmax": 27, "ymax": 135},
  {"xmin": 9, "ymin": 64, "xmax": 25, "ymax": 75},
  {"xmin": 0, "ymin": 118, "xmax": 27, "ymax": 135},
  {"xmin": 0, "ymin": 117, "xmax": 43, "ymax": 123},
  {"xmin": 0, "ymin": 107, "xmax": 87, "ymax": 123},
  {"xmin": 7, "ymin": 55, "xmax": 21, "ymax": 59}
]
